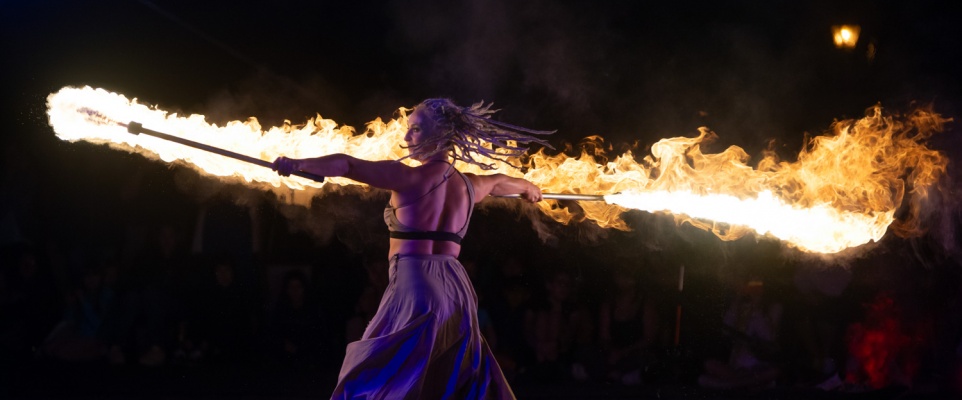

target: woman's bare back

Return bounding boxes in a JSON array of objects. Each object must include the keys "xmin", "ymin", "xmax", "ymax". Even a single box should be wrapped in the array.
[{"xmin": 388, "ymin": 161, "xmax": 472, "ymax": 257}]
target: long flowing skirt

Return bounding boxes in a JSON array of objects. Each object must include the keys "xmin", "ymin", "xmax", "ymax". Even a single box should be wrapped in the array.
[{"xmin": 331, "ymin": 254, "xmax": 515, "ymax": 400}]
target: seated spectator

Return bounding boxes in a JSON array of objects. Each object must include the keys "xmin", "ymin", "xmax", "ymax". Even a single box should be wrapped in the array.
[
  {"xmin": 698, "ymin": 278, "xmax": 782, "ymax": 390},
  {"xmin": 488, "ymin": 274, "xmax": 533, "ymax": 381},
  {"xmin": 791, "ymin": 263, "xmax": 853, "ymax": 385},
  {"xmin": 525, "ymin": 269, "xmax": 594, "ymax": 382},
  {"xmin": 114, "ymin": 223, "xmax": 191, "ymax": 366},
  {"xmin": 345, "ymin": 257, "xmax": 387, "ymax": 343},
  {"xmin": 599, "ymin": 268, "xmax": 658, "ymax": 385},
  {"xmin": 484, "ymin": 256, "xmax": 536, "ymax": 380},
  {"xmin": 1, "ymin": 243, "xmax": 61, "ymax": 363},
  {"xmin": 266, "ymin": 270, "xmax": 324, "ymax": 367},
  {"xmin": 41, "ymin": 259, "xmax": 116, "ymax": 362},
  {"xmin": 345, "ymin": 285, "xmax": 381, "ymax": 344},
  {"xmin": 192, "ymin": 258, "xmax": 255, "ymax": 363},
  {"xmin": 463, "ymin": 259, "xmax": 499, "ymax": 354}
]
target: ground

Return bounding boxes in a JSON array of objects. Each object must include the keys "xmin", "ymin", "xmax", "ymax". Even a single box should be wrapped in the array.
[{"xmin": 2, "ymin": 360, "xmax": 950, "ymax": 400}]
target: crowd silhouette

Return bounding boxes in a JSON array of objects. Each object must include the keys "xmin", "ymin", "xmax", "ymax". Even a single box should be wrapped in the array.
[{"xmin": 1, "ymin": 155, "xmax": 961, "ymax": 398}]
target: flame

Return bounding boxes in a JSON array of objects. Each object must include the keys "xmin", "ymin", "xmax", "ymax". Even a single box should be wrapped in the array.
[
  {"xmin": 833, "ymin": 25, "xmax": 860, "ymax": 49},
  {"xmin": 47, "ymin": 86, "xmax": 948, "ymax": 253},
  {"xmin": 528, "ymin": 110, "xmax": 947, "ymax": 253},
  {"xmin": 46, "ymin": 86, "xmax": 412, "ymax": 205}
]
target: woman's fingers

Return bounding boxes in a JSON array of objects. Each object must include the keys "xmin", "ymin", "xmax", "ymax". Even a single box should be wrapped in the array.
[{"xmin": 273, "ymin": 157, "xmax": 297, "ymax": 176}]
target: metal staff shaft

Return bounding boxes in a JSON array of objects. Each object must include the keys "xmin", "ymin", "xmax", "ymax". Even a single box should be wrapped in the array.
[
  {"xmin": 496, "ymin": 193, "xmax": 607, "ymax": 201},
  {"xmin": 125, "ymin": 121, "xmax": 325, "ymax": 183}
]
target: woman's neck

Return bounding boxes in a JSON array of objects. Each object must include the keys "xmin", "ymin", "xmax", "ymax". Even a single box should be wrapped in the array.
[{"xmin": 422, "ymin": 155, "xmax": 450, "ymax": 165}]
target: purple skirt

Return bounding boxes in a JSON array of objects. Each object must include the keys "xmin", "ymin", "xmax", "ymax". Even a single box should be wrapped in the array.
[{"xmin": 331, "ymin": 254, "xmax": 515, "ymax": 400}]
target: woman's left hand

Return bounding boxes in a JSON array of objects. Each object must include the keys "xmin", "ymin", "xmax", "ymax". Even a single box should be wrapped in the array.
[{"xmin": 520, "ymin": 181, "xmax": 543, "ymax": 203}]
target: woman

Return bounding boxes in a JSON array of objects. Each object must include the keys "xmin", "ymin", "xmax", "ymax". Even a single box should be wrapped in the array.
[{"xmin": 273, "ymin": 98, "xmax": 552, "ymax": 399}]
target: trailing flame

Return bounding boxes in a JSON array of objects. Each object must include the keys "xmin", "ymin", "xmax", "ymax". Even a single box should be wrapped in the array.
[
  {"xmin": 47, "ymin": 86, "xmax": 948, "ymax": 253},
  {"xmin": 527, "ymin": 109, "xmax": 947, "ymax": 253}
]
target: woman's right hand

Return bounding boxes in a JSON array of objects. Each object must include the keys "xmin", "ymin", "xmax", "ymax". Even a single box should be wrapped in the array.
[{"xmin": 272, "ymin": 156, "xmax": 300, "ymax": 176}]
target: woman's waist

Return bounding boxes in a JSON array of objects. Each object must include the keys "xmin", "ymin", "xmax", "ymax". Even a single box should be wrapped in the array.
[
  {"xmin": 389, "ymin": 253, "xmax": 460, "ymax": 262},
  {"xmin": 389, "ymin": 240, "xmax": 460, "ymax": 259}
]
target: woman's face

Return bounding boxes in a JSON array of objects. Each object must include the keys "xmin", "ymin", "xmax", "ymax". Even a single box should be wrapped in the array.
[{"xmin": 404, "ymin": 109, "xmax": 435, "ymax": 159}]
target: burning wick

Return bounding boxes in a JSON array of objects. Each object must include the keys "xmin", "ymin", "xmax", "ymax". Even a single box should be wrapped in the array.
[
  {"xmin": 76, "ymin": 107, "xmax": 325, "ymax": 182},
  {"xmin": 76, "ymin": 107, "xmax": 127, "ymax": 127}
]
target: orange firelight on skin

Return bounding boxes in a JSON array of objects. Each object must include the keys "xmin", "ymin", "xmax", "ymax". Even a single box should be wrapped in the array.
[
  {"xmin": 47, "ymin": 86, "xmax": 948, "ymax": 254},
  {"xmin": 833, "ymin": 25, "xmax": 860, "ymax": 49}
]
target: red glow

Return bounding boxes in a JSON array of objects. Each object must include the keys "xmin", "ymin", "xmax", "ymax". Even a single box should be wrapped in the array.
[{"xmin": 845, "ymin": 292, "xmax": 928, "ymax": 389}]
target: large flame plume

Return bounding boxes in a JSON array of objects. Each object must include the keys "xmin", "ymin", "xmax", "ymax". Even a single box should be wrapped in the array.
[{"xmin": 47, "ymin": 86, "xmax": 948, "ymax": 253}]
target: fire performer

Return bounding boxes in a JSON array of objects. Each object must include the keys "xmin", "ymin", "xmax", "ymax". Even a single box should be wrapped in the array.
[{"xmin": 273, "ymin": 98, "xmax": 552, "ymax": 399}]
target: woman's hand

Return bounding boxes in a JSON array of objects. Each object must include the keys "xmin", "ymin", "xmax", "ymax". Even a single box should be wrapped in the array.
[
  {"xmin": 520, "ymin": 180, "xmax": 543, "ymax": 203},
  {"xmin": 471, "ymin": 174, "xmax": 544, "ymax": 203},
  {"xmin": 272, "ymin": 156, "xmax": 300, "ymax": 176}
]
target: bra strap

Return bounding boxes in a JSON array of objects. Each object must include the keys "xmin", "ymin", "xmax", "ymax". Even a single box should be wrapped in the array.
[{"xmin": 389, "ymin": 161, "xmax": 455, "ymax": 210}]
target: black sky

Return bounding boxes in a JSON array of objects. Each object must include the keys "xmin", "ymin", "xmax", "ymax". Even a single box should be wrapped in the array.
[{"xmin": 5, "ymin": 0, "xmax": 960, "ymax": 152}]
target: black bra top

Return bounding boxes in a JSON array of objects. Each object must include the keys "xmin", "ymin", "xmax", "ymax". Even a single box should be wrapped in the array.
[{"xmin": 383, "ymin": 163, "xmax": 475, "ymax": 244}]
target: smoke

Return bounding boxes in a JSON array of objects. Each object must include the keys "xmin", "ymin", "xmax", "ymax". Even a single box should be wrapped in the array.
[
  {"xmin": 383, "ymin": 0, "xmax": 896, "ymax": 168},
  {"xmin": 387, "ymin": 0, "xmax": 606, "ymax": 132},
  {"xmin": 201, "ymin": 71, "xmax": 346, "ymax": 129},
  {"xmin": 907, "ymin": 139, "xmax": 962, "ymax": 268},
  {"xmin": 169, "ymin": 160, "xmax": 395, "ymax": 254},
  {"xmin": 96, "ymin": 1, "xmax": 959, "ymax": 261}
]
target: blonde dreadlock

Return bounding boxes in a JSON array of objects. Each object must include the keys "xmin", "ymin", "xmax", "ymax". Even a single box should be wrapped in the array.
[{"xmin": 402, "ymin": 98, "xmax": 554, "ymax": 170}]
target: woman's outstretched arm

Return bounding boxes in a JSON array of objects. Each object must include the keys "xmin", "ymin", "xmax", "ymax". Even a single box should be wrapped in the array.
[
  {"xmin": 467, "ymin": 173, "xmax": 543, "ymax": 203},
  {"xmin": 273, "ymin": 154, "xmax": 417, "ymax": 192}
]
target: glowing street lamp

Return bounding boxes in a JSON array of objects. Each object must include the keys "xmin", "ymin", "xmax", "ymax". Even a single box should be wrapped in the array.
[{"xmin": 833, "ymin": 25, "xmax": 860, "ymax": 49}]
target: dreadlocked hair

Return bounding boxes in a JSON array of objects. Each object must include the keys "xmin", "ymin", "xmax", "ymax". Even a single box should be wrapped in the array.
[{"xmin": 402, "ymin": 98, "xmax": 555, "ymax": 170}]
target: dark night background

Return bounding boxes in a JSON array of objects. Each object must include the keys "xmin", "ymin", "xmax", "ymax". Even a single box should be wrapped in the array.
[{"xmin": 2, "ymin": 0, "xmax": 962, "ymax": 399}]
